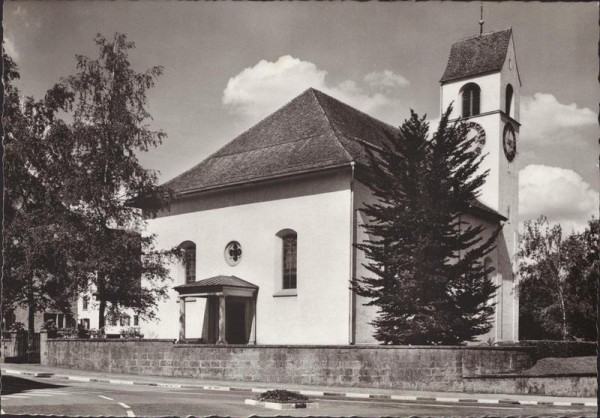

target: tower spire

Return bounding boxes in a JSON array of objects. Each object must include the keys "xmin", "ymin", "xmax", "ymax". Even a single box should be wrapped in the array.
[{"xmin": 479, "ymin": 1, "xmax": 484, "ymax": 35}]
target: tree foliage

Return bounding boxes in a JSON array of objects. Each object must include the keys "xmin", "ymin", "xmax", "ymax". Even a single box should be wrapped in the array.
[
  {"xmin": 2, "ymin": 49, "xmax": 86, "ymax": 330},
  {"xmin": 54, "ymin": 33, "xmax": 177, "ymax": 328},
  {"xmin": 3, "ymin": 33, "xmax": 178, "ymax": 331},
  {"xmin": 517, "ymin": 216, "xmax": 598, "ymax": 341},
  {"xmin": 353, "ymin": 106, "xmax": 499, "ymax": 345}
]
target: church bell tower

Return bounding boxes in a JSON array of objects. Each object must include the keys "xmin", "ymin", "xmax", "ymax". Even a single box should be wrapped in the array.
[{"xmin": 440, "ymin": 28, "xmax": 521, "ymax": 341}]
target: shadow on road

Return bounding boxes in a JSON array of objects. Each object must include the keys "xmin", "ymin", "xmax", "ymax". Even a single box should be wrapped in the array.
[{"xmin": 1, "ymin": 375, "xmax": 66, "ymax": 395}]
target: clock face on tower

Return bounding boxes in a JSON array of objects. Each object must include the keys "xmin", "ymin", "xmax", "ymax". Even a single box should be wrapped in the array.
[
  {"xmin": 465, "ymin": 121, "xmax": 486, "ymax": 154},
  {"xmin": 503, "ymin": 123, "xmax": 517, "ymax": 162}
]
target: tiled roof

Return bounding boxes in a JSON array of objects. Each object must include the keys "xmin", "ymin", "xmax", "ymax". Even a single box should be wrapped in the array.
[
  {"xmin": 174, "ymin": 275, "xmax": 258, "ymax": 294},
  {"xmin": 440, "ymin": 29, "xmax": 512, "ymax": 83},
  {"xmin": 162, "ymin": 88, "xmax": 503, "ymax": 222},
  {"xmin": 162, "ymin": 88, "xmax": 398, "ymax": 195},
  {"xmin": 469, "ymin": 199, "xmax": 507, "ymax": 222}
]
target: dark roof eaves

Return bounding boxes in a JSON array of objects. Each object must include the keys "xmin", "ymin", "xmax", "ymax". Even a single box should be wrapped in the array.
[
  {"xmin": 172, "ymin": 161, "xmax": 352, "ymax": 198},
  {"xmin": 467, "ymin": 201, "xmax": 508, "ymax": 222},
  {"xmin": 440, "ymin": 68, "xmax": 502, "ymax": 85}
]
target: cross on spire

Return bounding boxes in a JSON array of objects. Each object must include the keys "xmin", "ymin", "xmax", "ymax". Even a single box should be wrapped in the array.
[{"xmin": 479, "ymin": 1, "xmax": 485, "ymax": 35}]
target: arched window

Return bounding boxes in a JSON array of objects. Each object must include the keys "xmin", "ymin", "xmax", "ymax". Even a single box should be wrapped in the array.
[
  {"xmin": 180, "ymin": 241, "xmax": 196, "ymax": 284},
  {"xmin": 277, "ymin": 230, "xmax": 297, "ymax": 290},
  {"xmin": 505, "ymin": 84, "xmax": 513, "ymax": 117},
  {"xmin": 461, "ymin": 83, "xmax": 481, "ymax": 117}
]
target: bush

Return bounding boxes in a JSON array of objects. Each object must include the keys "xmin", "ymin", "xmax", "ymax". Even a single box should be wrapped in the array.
[
  {"xmin": 120, "ymin": 326, "xmax": 144, "ymax": 339},
  {"xmin": 10, "ymin": 322, "xmax": 24, "ymax": 332},
  {"xmin": 43, "ymin": 320, "xmax": 58, "ymax": 338},
  {"xmin": 519, "ymin": 340, "xmax": 597, "ymax": 360},
  {"xmin": 77, "ymin": 323, "xmax": 90, "ymax": 339},
  {"xmin": 257, "ymin": 389, "xmax": 308, "ymax": 403},
  {"xmin": 89, "ymin": 328, "xmax": 106, "ymax": 339},
  {"xmin": 56, "ymin": 327, "xmax": 78, "ymax": 339}
]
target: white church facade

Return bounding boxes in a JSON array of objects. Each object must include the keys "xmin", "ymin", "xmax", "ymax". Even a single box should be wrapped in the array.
[{"xmin": 136, "ymin": 28, "xmax": 521, "ymax": 345}]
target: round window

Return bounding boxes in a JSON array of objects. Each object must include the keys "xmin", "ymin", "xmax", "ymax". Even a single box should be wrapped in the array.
[{"xmin": 224, "ymin": 241, "xmax": 242, "ymax": 266}]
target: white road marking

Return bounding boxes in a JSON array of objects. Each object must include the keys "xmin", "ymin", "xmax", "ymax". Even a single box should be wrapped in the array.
[
  {"xmin": 584, "ymin": 402, "xmax": 597, "ymax": 406},
  {"xmin": 3, "ymin": 395, "xmax": 31, "ymax": 399},
  {"xmin": 436, "ymin": 397, "xmax": 460, "ymax": 403},
  {"xmin": 299, "ymin": 390, "xmax": 324, "ymax": 396},
  {"xmin": 117, "ymin": 401, "xmax": 135, "ymax": 417},
  {"xmin": 329, "ymin": 399, "xmax": 520, "ymax": 409},
  {"xmin": 29, "ymin": 390, "xmax": 70, "ymax": 395},
  {"xmin": 98, "ymin": 395, "xmax": 114, "ymax": 400},
  {"xmin": 110, "ymin": 379, "xmax": 134, "ymax": 385},
  {"xmin": 69, "ymin": 376, "xmax": 91, "ymax": 382},
  {"xmin": 391, "ymin": 395, "xmax": 418, "ymax": 401},
  {"xmin": 519, "ymin": 400, "xmax": 538, "ymax": 405},
  {"xmin": 203, "ymin": 385, "xmax": 230, "ymax": 391},
  {"xmin": 477, "ymin": 399, "xmax": 500, "ymax": 404},
  {"xmin": 346, "ymin": 392, "xmax": 370, "ymax": 398},
  {"xmin": 157, "ymin": 383, "xmax": 182, "ymax": 388}
]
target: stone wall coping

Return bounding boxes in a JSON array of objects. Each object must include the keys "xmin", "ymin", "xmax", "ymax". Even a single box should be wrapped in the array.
[
  {"xmin": 464, "ymin": 372, "xmax": 597, "ymax": 379},
  {"xmin": 46, "ymin": 339, "xmax": 535, "ymax": 352},
  {"xmin": 171, "ymin": 343, "xmax": 534, "ymax": 351},
  {"xmin": 48, "ymin": 338, "xmax": 176, "ymax": 342}
]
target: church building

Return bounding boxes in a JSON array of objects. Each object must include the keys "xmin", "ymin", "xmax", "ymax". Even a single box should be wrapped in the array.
[{"xmin": 140, "ymin": 28, "xmax": 521, "ymax": 345}]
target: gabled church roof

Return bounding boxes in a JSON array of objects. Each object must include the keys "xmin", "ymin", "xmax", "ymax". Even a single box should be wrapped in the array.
[
  {"xmin": 162, "ymin": 87, "xmax": 504, "ymax": 222},
  {"xmin": 163, "ymin": 88, "xmax": 398, "ymax": 195},
  {"xmin": 440, "ymin": 28, "xmax": 512, "ymax": 83}
]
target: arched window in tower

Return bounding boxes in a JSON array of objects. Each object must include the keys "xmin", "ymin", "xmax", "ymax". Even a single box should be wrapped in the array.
[
  {"xmin": 180, "ymin": 241, "xmax": 196, "ymax": 284},
  {"xmin": 505, "ymin": 84, "xmax": 514, "ymax": 117},
  {"xmin": 461, "ymin": 83, "xmax": 481, "ymax": 117}
]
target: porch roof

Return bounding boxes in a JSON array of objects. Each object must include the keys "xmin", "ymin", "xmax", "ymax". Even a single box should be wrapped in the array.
[{"xmin": 174, "ymin": 275, "xmax": 258, "ymax": 296}]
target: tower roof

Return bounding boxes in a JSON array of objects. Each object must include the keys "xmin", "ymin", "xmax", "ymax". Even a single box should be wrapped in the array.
[
  {"xmin": 440, "ymin": 28, "xmax": 512, "ymax": 83},
  {"xmin": 162, "ymin": 88, "xmax": 398, "ymax": 195}
]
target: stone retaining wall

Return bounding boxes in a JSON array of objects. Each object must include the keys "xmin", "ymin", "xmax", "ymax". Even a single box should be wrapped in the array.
[
  {"xmin": 464, "ymin": 375, "xmax": 597, "ymax": 397},
  {"xmin": 44, "ymin": 339, "xmax": 534, "ymax": 392}
]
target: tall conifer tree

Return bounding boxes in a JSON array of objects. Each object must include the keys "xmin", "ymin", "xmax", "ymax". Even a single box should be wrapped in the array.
[{"xmin": 354, "ymin": 106, "xmax": 499, "ymax": 345}]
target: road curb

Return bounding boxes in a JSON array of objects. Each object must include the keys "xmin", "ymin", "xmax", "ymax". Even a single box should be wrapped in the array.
[{"xmin": 2, "ymin": 368, "xmax": 596, "ymax": 408}]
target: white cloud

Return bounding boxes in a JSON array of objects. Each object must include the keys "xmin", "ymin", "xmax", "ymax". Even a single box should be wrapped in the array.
[
  {"xmin": 519, "ymin": 164, "xmax": 598, "ymax": 232},
  {"xmin": 364, "ymin": 70, "xmax": 410, "ymax": 89},
  {"xmin": 3, "ymin": 35, "xmax": 19, "ymax": 59},
  {"xmin": 222, "ymin": 55, "xmax": 409, "ymax": 127},
  {"xmin": 12, "ymin": 5, "xmax": 41, "ymax": 29},
  {"xmin": 521, "ymin": 93, "xmax": 596, "ymax": 145}
]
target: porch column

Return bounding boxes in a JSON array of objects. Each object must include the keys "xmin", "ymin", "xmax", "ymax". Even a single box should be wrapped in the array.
[
  {"xmin": 248, "ymin": 297, "xmax": 257, "ymax": 345},
  {"xmin": 217, "ymin": 295, "xmax": 227, "ymax": 345},
  {"xmin": 179, "ymin": 297, "xmax": 186, "ymax": 342}
]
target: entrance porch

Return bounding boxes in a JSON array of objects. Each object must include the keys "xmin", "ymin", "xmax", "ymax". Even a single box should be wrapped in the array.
[{"xmin": 174, "ymin": 275, "xmax": 258, "ymax": 344}]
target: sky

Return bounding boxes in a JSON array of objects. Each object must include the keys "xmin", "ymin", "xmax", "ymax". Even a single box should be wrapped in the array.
[{"xmin": 4, "ymin": 2, "xmax": 599, "ymax": 233}]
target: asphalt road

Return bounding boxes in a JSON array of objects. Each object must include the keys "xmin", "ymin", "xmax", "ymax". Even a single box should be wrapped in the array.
[{"xmin": 1, "ymin": 374, "xmax": 596, "ymax": 417}]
